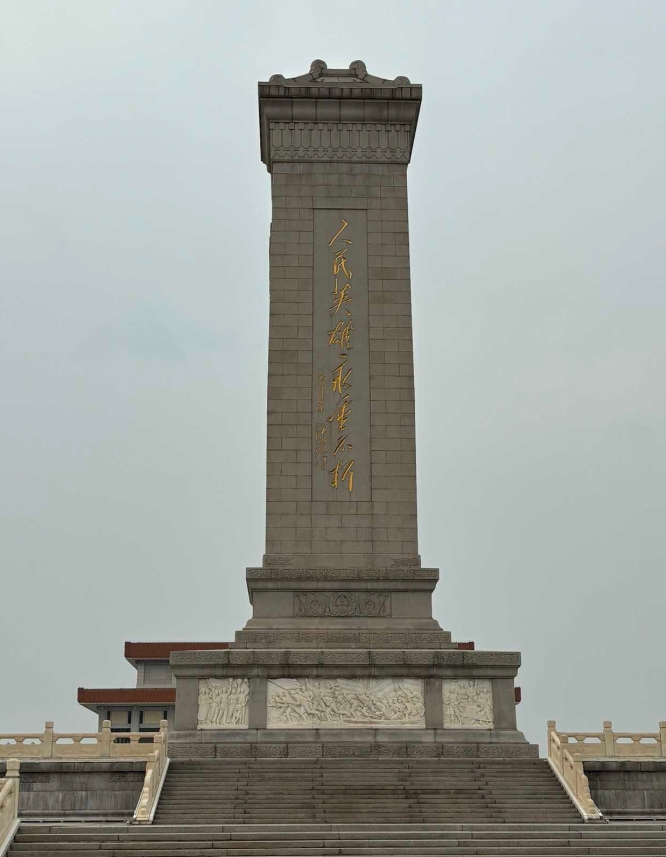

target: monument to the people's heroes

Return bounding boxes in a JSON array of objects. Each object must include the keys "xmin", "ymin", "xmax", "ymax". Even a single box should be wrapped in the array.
[{"xmin": 170, "ymin": 60, "xmax": 536, "ymax": 758}]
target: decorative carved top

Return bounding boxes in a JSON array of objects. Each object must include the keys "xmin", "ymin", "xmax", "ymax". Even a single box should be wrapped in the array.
[
  {"xmin": 258, "ymin": 61, "xmax": 421, "ymax": 171},
  {"xmin": 266, "ymin": 60, "xmax": 411, "ymax": 88}
]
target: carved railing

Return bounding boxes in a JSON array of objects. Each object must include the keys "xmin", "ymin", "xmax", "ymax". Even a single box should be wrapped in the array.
[
  {"xmin": 549, "ymin": 719, "xmax": 666, "ymax": 760},
  {"xmin": 547, "ymin": 723, "xmax": 601, "ymax": 820},
  {"xmin": 547, "ymin": 719, "xmax": 666, "ymax": 820},
  {"xmin": 0, "ymin": 721, "xmax": 165, "ymax": 760},
  {"xmin": 133, "ymin": 721, "xmax": 169, "ymax": 824},
  {"xmin": 0, "ymin": 759, "xmax": 20, "ymax": 854}
]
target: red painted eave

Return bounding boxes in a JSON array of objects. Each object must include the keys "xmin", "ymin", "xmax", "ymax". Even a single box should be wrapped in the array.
[{"xmin": 77, "ymin": 687, "xmax": 177, "ymax": 705}]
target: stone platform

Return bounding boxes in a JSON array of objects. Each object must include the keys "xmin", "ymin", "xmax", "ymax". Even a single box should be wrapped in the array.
[{"xmin": 169, "ymin": 632, "xmax": 534, "ymax": 758}]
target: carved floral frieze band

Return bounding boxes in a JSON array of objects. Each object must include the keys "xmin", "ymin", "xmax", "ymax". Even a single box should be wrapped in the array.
[
  {"xmin": 294, "ymin": 591, "xmax": 390, "ymax": 618},
  {"xmin": 267, "ymin": 678, "xmax": 425, "ymax": 729},
  {"xmin": 442, "ymin": 679, "xmax": 494, "ymax": 729},
  {"xmin": 197, "ymin": 678, "xmax": 248, "ymax": 730},
  {"xmin": 270, "ymin": 121, "xmax": 411, "ymax": 163}
]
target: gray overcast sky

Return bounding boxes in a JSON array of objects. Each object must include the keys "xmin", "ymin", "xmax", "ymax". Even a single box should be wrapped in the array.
[{"xmin": 1, "ymin": 0, "xmax": 664, "ymax": 749}]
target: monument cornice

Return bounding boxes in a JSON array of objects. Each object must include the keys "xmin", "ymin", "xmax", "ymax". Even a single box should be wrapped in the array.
[
  {"xmin": 246, "ymin": 567, "xmax": 439, "ymax": 580},
  {"xmin": 258, "ymin": 60, "xmax": 421, "ymax": 170}
]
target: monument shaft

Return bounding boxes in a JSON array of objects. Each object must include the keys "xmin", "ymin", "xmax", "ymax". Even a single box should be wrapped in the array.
[{"xmin": 261, "ymin": 62, "xmax": 421, "ymax": 570}]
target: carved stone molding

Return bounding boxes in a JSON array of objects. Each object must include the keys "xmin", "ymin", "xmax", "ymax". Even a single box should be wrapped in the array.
[
  {"xmin": 267, "ymin": 678, "xmax": 425, "ymax": 729},
  {"xmin": 269, "ymin": 121, "xmax": 410, "ymax": 164},
  {"xmin": 250, "ymin": 568, "xmax": 437, "ymax": 580},
  {"xmin": 442, "ymin": 679, "xmax": 494, "ymax": 730},
  {"xmin": 197, "ymin": 678, "xmax": 249, "ymax": 730},
  {"xmin": 168, "ymin": 745, "xmax": 214, "ymax": 758},
  {"xmin": 171, "ymin": 650, "xmax": 229, "ymax": 665},
  {"xmin": 294, "ymin": 591, "xmax": 390, "ymax": 618}
]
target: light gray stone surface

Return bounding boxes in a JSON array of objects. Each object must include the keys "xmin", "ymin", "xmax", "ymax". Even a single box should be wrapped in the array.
[
  {"xmin": 0, "ymin": 761, "xmax": 145, "ymax": 819},
  {"xmin": 586, "ymin": 761, "xmax": 666, "ymax": 817}
]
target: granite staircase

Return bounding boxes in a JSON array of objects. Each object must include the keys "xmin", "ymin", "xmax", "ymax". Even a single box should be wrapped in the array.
[
  {"xmin": 9, "ymin": 759, "xmax": 666, "ymax": 855},
  {"xmin": 155, "ymin": 758, "xmax": 580, "ymax": 825},
  {"xmin": 11, "ymin": 821, "xmax": 666, "ymax": 855}
]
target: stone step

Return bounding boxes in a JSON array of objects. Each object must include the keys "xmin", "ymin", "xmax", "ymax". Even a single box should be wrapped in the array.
[{"xmin": 11, "ymin": 844, "xmax": 666, "ymax": 856}]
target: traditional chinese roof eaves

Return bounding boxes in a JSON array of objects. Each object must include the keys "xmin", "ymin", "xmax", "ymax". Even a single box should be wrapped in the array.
[
  {"xmin": 77, "ymin": 687, "xmax": 176, "ymax": 707},
  {"xmin": 124, "ymin": 641, "xmax": 231, "ymax": 665}
]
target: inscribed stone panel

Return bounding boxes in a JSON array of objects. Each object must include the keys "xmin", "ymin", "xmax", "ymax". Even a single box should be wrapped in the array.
[
  {"xmin": 197, "ymin": 678, "xmax": 249, "ymax": 730},
  {"xmin": 267, "ymin": 678, "xmax": 424, "ymax": 729},
  {"xmin": 312, "ymin": 209, "xmax": 370, "ymax": 501},
  {"xmin": 442, "ymin": 679, "xmax": 494, "ymax": 729}
]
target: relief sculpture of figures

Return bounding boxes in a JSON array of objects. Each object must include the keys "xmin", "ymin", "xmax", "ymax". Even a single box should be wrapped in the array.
[
  {"xmin": 443, "ymin": 679, "xmax": 494, "ymax": 729},
  {"xmin": 197, "ymin": 678, "xmax": 249, "ymax": 729},
  {"xmin": 267, "ymin": 678, "xmax": 425, "ymax": 729}
]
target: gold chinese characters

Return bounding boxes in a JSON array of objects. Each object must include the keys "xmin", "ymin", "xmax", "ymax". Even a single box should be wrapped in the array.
[{"xmin": 325, "ymin": 218, "xmax": 355, "ymax": 492}]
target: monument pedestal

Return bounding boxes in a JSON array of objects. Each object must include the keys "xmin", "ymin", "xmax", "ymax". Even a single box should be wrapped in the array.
[{"xmin": 168, "ymin": 569, "xmax": 536, "ymax": 759}]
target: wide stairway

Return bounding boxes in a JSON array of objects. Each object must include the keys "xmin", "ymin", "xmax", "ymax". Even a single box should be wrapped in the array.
[
  {"xmin": 155, "ymin": 758, "xmax": 580, "ymax": 825},
  {"xmin": 10, "ymin": 759, "xmax": 666, "ymax": 855}
]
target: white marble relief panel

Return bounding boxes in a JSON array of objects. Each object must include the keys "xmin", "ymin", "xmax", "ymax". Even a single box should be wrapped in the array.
[
  {"xmin": 197, "ymin": 678, "xmax": 249, "ymax": 729},
  {"xmin": 267, "ymin": 678, "xmax": 425, "ymax": 729},
  {"xmin": 442, "ymin": 679, "xmax": 494, "ymax": 729}
]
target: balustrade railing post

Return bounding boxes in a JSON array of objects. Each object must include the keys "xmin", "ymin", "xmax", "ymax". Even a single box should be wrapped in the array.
[
  {"xmin": 5, "ymin": 758, "xmax": 20, "ymax": 785},
  {"xmin": 6, "ymin": 758, "xmax": 20, "ymax": 822},
  {"xmin": 100, "ymin": 720, "xmax": 111, "ymax": 758},
  {"xmin": 42, "ymin": 722, "xmax": 54, "ymax": 759},
  {"xmin": 603, "ymin": 720, "xmax": 615, "ymax": 757},
  {"xmin": 153, "ymin": 733, "xmax": 163, "ymax": 767},
  {"xmin": 659, "ymin": 722, "xmax": 666, "ymax": 757},
  {"xmin": 547, "ymin": 720, "xmax": 560, "ymax": 769}
]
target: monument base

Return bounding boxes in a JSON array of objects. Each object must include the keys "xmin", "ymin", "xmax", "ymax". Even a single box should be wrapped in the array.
[
  {"xmin": 170, "ymin": 645, "xmax": 534, "ymax": 758},
  {"xmin": 169, "ymin": 564, "xmax": 534, "ymax": 758},
  {"xmin": 168, "ymin": 729, "xmax": 537, "ymax": 759}
]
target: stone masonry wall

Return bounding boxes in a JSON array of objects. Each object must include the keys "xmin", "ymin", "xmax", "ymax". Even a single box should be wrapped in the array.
[{"xmin": 265, "ymin": 161, "xmax": 419, "ymax": 568}]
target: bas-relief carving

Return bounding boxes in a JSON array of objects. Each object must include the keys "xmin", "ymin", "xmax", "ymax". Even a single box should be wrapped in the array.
[
  {"xmin": 266, "ymin": 678, "xmax": 424, "ymax": 729},
  {"xmin": 294, "ymin": 592, "xmax": 390, "ymax": 618},
  {"xmin": 197, "ymin": 678, "xmax": 249, "ymax": 730},
  {"xmin": 270, "ymin": 122, "xmax": 410, "ymax": 165},
  {"xmin": 442, "ymin": 679, "xmax": 494, "ymax": 730}
]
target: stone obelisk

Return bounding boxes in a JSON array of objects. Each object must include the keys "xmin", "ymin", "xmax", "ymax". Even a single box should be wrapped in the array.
[{"xmin": 170, "ymin": 61, "xmax": 535, "ymax": 759}]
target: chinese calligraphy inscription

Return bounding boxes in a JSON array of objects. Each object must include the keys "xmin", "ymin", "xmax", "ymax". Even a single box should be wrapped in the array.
[{"xmin": 313, "ymin": 210, "xmax": 370, "ymax": 500}]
